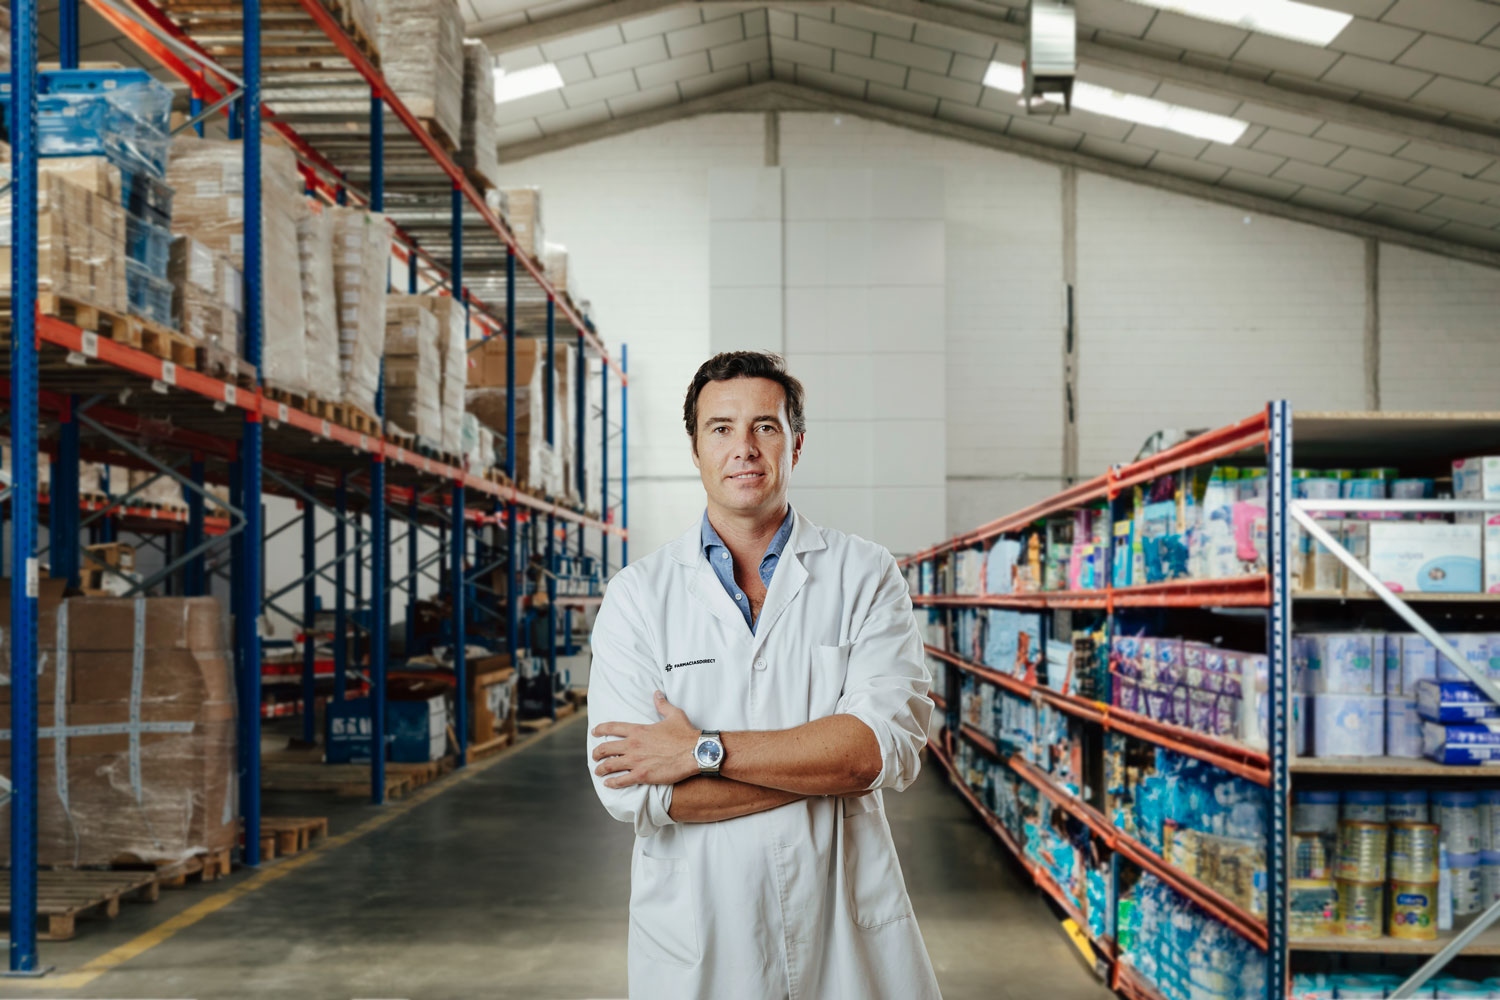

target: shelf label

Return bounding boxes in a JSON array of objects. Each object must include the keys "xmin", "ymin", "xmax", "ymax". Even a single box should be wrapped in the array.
[
  {"xmin": 25, "ymin": 558, "xmax": 38, "ymax": 599},
  {"xmin": 150, "ymin": 508, "xmax": 159, "ymax": 520},
  {"xmin": 151, "ymin": 379, "xmax": 169, "ymax": 395},
  {"xmin": 279, "ymin": 403, "xmax": 289, "ymax": 422},
  {"xmin": 160, "ymin": 361, "xmax": 176, "ymax": 386},
  {"xmin": 224, "ymin": 385, "xmax": 237, "ymax": 407},
  {"xmin": 321, "ymin": 420, "xmax": 332, "ymax": 438},
  {"xmin": 81, "ymin": 331, "xmax": 98, "ymax": 358},
  {"xmin": 396, "ymin": 448, "xmax": 405, "ymax": 463},
  {"xmin": 359, "ymin": 435, "xmax": 369, "ymax": 451}
]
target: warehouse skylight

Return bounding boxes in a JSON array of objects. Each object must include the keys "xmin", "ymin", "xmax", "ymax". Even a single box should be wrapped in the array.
[
  {"xmin": 493, "ymin": 64, "xmax": 565, "ymax": 105},
  {"xmin": 983, "ymin": 62, "xmax": 1250, "ymax": 144},
  {"xmin": 1124, "ymin": 0, "xmax": 1353, "ymax": 46}
]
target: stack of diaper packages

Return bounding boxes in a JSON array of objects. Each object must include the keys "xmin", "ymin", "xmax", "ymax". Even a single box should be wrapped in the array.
[{"xmin": 1301, "ymin": 634, "xmax": 1385, "ymax": 758}]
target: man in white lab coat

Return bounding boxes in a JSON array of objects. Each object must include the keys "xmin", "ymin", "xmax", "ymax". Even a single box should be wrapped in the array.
[{"xmin": 587, "ymin": 351, "xmax": 941, "ymax": 999}]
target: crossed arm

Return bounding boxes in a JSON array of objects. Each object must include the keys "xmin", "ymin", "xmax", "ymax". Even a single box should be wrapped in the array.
[{"xmin": 591, "ymin": 691, "xmax": 882, "ymax": 823}]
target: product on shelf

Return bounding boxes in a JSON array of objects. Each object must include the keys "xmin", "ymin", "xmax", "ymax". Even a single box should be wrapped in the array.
[
  {"xmin": 458, "ymin": 40, "xmax": 498, "ymax": 191},
  {"xmin": 502, "ymin": 187, "xmax": 544, "ymax": 260},
  {"xmin": 0, "ymin": 592, "xmax": 236, "ymax": 867},
  {"xmin": 1117, "ymin": 872, "xmax": 1267, "ymax": 1000},
  {"xmin": 295, "ymin": 201, "xmax": 341, "ymax": 394},
  {"xmin": 168, "ymin": 136, "xmax": 308, "ymax": 392},
  {"xmin": 0, "ymin": 163, "xmax": 127, "ymax": 315},
  {"xmin": 1110, "ymin": 632, "xmax": 1265, "ymax": 749},
  {"xmin": 1454, "ymin": 456, "xmax": 1500, "ymax": 594},
  {"xmin": 169, "ymin": 235, "xmax": 242, "ymax": 352},
  {"xmin": 375, "ymin": 0, "xmax": 464, "ymax": 150},
  {"xmin": 466, "ymin": 338, "xmax": 564, "ymax": 493},
  {"xmin": 412, "ymin": 294, "xmax": 467, "ymax": 458},
  {"xmin": 383, "ymin": 295, "xmax": 442, "ymax": 443},
  {"xmin": 331, "ymin": 207, "xmax": 389, "ymax": 414}
]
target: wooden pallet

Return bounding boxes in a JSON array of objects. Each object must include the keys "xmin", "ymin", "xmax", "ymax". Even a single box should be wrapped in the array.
[
  {"xmin": 0, "ymin": 870, "xmax": 160, "ymax": 940},
  {"xmin": 196, "ymin": 342, "xmax": 258, "ymax": 388},
  {"xmin": 337, "ymin": 403, "xmax": 380, "ymax": 437},
  {"xmin": 262, "ymin": 816, "xmax": 329, "ymax": 857},
  {"xmin": 156, "ymin": 0, "xmax": 379, "ymax": 66},
  {"xmin": 469, "ymin": 732, "xmax": 514, "ymax": 760},
  {"xmin": 419, "ymin": 118, "xmax": 459, "ymax": 155},
  {"xmin": 261, "ymin": 760, "xmax": 418, "ymax": 800},
  {"xmin": 138, "ymin": 321, "xmax": 200, "ymax": 370}
]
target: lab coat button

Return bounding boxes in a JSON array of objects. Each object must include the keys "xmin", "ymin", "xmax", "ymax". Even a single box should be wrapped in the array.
[{"xmin": 753, "ymin": 657, "xmax": 768, "ymax": 671}]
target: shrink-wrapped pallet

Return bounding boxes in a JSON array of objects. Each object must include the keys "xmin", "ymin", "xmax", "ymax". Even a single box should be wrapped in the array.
[
  {"xmin": 413, "ymin": 295, "xmax": 468, "ymax": 457},
  {"xmin": 169, "ymin": 236, "xmax": 242, "ymax": 352},
  {"xmin": 167, "ymin": 137, "xmax": 308, "ymax": 393},
  {"xmin": 0, "ymin": 593, "xmax": 237, "ymax": 868},
  {"xmin": 553, "ymin": 342, "xmax": 578, "ymax": 503},
  {"xmin": 0, "ymin": 163, "xmax": 128, "ymax": 314},
  {"xmin": 346, "ymin": 0, "xmax": 380, "ymax": 58},
  {"xmin": 384, "ymin": 296, "xmax": 442, "ymax": 443},
  {"xmin": 296, "ymin": 202, "xmax": 342, "ymax": 398},
  {"xmin": 541, "ymin": 242, "xmax": 572, "ymax": 300},
  {"xmin": 459, "ymin": 41, "xmax": 498, "ymax": 190},
  {"xmin": 376, "ymin": 0, "xmax": 463, "ymax": 150},
  {"xmin": 129, "ymin": 467, "xmax": 185, "ymax": 508},
  {"xmin": 331, "ymin": 208, "xmax": 389, "ymax": 415},
  {"xmin": 462, "ymin": 413, "xmax": 496, "ymax": 471},
  {"xmin": 466, "ymin": 338, "xmax": 562, "ymax": 492},
  {"xmin": 501, "ymin": 187, "xmax": 543, "ymax": 259}
]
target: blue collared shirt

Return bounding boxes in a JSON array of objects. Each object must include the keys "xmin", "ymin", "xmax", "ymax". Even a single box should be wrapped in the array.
[{"xmin": 701, "ymin": 506, "xmax": 795, "ymax": 633}]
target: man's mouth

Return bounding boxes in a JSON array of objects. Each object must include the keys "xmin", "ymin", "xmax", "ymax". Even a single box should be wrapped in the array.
[{"xmin": 728, "ymin": 472, "xmax": 764, "ymax": 481}]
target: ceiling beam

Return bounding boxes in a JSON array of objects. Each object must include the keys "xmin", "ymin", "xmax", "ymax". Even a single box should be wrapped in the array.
[
  {"xmin": 497, "ymin": 79, "xmax": 1500, "ymax": 271},
  {"xmin": 477, "ymin": 0, "xmax": 1500, "ymax": 161}
]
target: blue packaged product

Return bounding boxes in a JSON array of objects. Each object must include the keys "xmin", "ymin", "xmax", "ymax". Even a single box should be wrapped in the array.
[
  {"xmin": 1424, "ymin": 720, "xmax": 1500, "ymax": 765},
  {"xmin": 125, "ymin": 212, "xmax": 172, "ymax": 279},
  {"xmin": 0, "ymin": 70, "xmax": 173, "ymax": 177},
  {"xmin": 1441, "ymin": 633, "xmax": 1491, "ymax": 683},
  {"xmin": 1416, "ymin": 680, "xmax": 1500, "ymax": 722},
  {"xmin": 1304, "ymin": 633, "xmax": 1379, "ymax": 695},
  {"xmin": 1341, "ymin": 789, "xmax": 1386, "ymax": 822},
  {"xmin": 1386, "ymin": 788, "xmax": 1429, "ymax": 822},
  {"xmin": 1387, "ymin": 695, "xmax": 1423, "ymax": 758}
]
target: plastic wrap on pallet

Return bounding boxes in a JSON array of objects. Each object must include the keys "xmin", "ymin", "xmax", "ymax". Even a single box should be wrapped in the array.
[
  {"xmin": 375, "ymin": 0, "xmax": 463, "ymax": 149},
  {"xmin": 541, "ymin": 242, "xmax": 573, "ymax": 300},
  {"xmin": 128, "ymin": 467, "xmax": 186, "ymax": 508},
  {"xmin": 296, "ymin": 202, "xmax": 342, "ymax": 399},
  {"xmin": 0, "ymin": 164, "xmax": 128, "ymax": 313},
  {"xmin": 384, "ymin": 295, "xmax": 442, "ymax": 443},
  {"xmin": 552, "ymin": 342, "xmax": 578, "ymax": 503},
  {"xmin": 346, "ymin": 0, "xmax": 380, "ymax": 58},
  {"xmin": 331, "ymin": 207, "xmax": 389, "ymax": 415},
  {"xmin": 501, "ymin": 187, "xmax": 543, "ymax": 259},
  {"xmin": 413, "ymin": 295, "xmax": 468, "ymax": 456},
  {"xmin": 458, "ymin": 40, "xmax": 498, "ymax": 190},
  {"xmin": 0, "ymin": 69, "xmax": 173, "ymax": 178},
  {"xmin": 167, "ymin": 137, "xmax": 308, "ymax": 392},
  {"xmin": 169, "ymin": 236, "xmax": 242, "ymax": 349},
  {"xmin": 0, "ymin": 593, "xmax": 237, "ymax": 867}
]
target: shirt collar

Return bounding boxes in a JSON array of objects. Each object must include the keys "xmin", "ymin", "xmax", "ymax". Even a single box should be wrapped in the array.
[{"xmin": 701, "ymin": 506, "xmax": 796, "ymax": 566}]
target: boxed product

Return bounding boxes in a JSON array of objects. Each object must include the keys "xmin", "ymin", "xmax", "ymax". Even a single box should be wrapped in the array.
[
  {"xmin": 331, "ymin": 207, "xmax": 390, "ymax": 414},
  {"xmin": 413, "ymin": 294, "xmax": 468, "ymax": 456},
  {"xmin": 384, "ymin": 295, "xmax": 442, "ymax": 443},
  {"xmin": 0, "ymin": 164, "xmax": 128, "ymax": 314},
  {"xmin": 466, "ymin": 337, "xmax": 562, "ymax": 491},
  {"xmin": 542, "ymin": 242, "xmax": 573, "ymax": 299},
  {"xmin": 0, "ymin": 595, "xmax": 236, "ymax": 867},
  {"xmin": 1415, "ymin": 679, "xmax": 1500, "ymax": 723},
  {"xmin": 1423, "ymin": 720, "xmax": 1500, "ymax": 766},
  {"xmin": 1454, "ymin": 456, "xmax": 1500, "ymax": 594},
  {"xmin": 376, "ymin": 0, "xmax": 464, "ymax": 150},
  {"xmin": 502, "ymin": 187, "xmax": 543, "ymax": 259},
  {"xmin": 295, "ymin": 201, "xmax": 342, "ymax": 396},
  {"xmin": 458, "ymin": 40, "xmax": 498, "ymax": 190},
  {"xmin": 1367, "ymin": 522, "xmax": 1482, "ymax": 594},
  {"xmin": 167, "ymin": 136, "xmax": 308, "ymax": 391},
  {"xmin": 169, "ymin": 235, "xmax": 242, "ymax": 349}
]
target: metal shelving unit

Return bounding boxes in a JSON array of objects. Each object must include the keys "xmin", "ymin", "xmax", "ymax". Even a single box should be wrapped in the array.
[
  {"xmin": 3, "ymin": 0, "xmax": 631, "ymax": 972},
  {"xmin": 907, "ymin": 403, "xmax": 1500, "ymax": 1000}
]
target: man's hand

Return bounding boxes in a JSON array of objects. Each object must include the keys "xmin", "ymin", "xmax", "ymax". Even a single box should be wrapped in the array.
[{"xmin": 592, "ymin": 691, "xmax": 700, "ymax": 789}]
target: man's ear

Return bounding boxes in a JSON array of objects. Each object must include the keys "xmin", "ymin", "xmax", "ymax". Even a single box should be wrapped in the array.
[
  {"xmin": 689, "ymin": 432, "xmax": 700, "ymax": 469},
  {"xmin": 791, "ymin": 432, "xmax": 805, "ymax": 467}
]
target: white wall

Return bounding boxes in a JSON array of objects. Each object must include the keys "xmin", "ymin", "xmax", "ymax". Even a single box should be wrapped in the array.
[{"xmin": 495, "ymin": 110, "xmax": 1500, "ymax": 562}]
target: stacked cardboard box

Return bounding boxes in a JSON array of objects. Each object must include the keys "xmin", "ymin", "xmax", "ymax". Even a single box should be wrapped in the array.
[
  {"xmin": 459, "ymin": 41, "xmax": 499, "ymax": 191},
  {"xmin": 167, "ymin": 137, "xmax": 309, "ymax": 394},
  {"xmin": 541, "ymin": 242, "xmax": 573, "ymax": 300},
  {"xmin": 332, "ymin": 208, "xmax": 389, "ymax": 414},
  {"xmin": 0, "ymin": 591, "xmax": 237, "ymax": 867},
  {"xmin": 384, "ymin": 295, "xmax": 442, "ymax": 443},
  {"xmin": 466, "ymin": 338, "xmax": 562, "ymax": 492},
  {"xmin": 169, "ymin": 235, "xmax": 242, "ymax": 352},
  {"xmin": 413, "ymin": 295, "xmax": 468, "ymax": 456},
  {"xmin": 462, "ymin": 412, "xmax": 495, "ymax": 471},
  {"xmin": 81, "ymin": 542, "xmax": 136, "ymax": 596},
  {"xmin": 502, "ymin": 187, "xmax": 543, "ymax": 259},
  {"xmin": 376, "ymin": 0, "xmax": 464, "ymax": 150},
  {"xmin": 0, "ymin": 160, "xmax": 127, "ymax": 313},
  {"xmin": 296, "ymin": 202, "xmax": 342, "ymax": 396},
  {"xmin": 128, "ymin": 467, "xmax": 185, "ymax": 508}
]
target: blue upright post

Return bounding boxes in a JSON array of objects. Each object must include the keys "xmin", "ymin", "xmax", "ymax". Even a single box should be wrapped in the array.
[
  {"xmin": 301, "ymin": 492, "xmax": 317, "ymax": 744},
  {"xmin": 190, "ymin": 94, "xmax": 204, "ymax": 137},
  {"xmin": 238, "ymin": 0, "xmax": 266, "ymax": 868},
  {"xmin": 545, "ymin": 298, "xmax": 555, "ymax": 448},
  {"xmin": 452, "ymin": 484, "xmax": 467, "ymax": 766},
  {"xmin": 601, "ymin": 350, "xmax": 609, "ymax": 580},
  {"xmin": 1266, "ymin": 400, "xmax": 1291, "ymax": 1000},
  {"xmin": 621, "ymin": 344, "xmax": 629, "ymax": 568},
  {"xmin": 54, "ymin": 399, "xmax": 80, "ymax": 588},
  {"xmin": 575, "ymin": 331, "xmax": 585, "ymax": 553},
  {"xmin": 404, "ymin": 496, "xmax": 417, "ymax": 657},
  {"xmin": 8, "ymin": 0, "xmax": 42, "ymax": 967},
  {"xmin": 58, "ymin": 0, "xmax": 77, "ymax": 69},
  {"xmin": 546, "ymin": 512, "xmax": 557, "ymax": 720},
  {"xmin": 184, "ymin": 454, "xmax": 206, "ymax": 595},
  {"xmin": 369, "ymin": 86, "xmax": 388, "ymax": 805},
  {"xmin": 334, "ymin": 475, "xmax": 348, "ymax": 703},
  {"xmin": 505, "ymin": 246, "xmax": 519, "ymax": 675}
]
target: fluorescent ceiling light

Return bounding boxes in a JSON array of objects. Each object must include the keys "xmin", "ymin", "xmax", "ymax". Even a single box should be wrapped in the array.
[
  {"xmin": 1124, "ymin": 0, "xmax": 1353, "ymax": 47},
  {"xmin": 983, "ymin": 61, "xmax": 1250, "ymax": 144},
  {"xmin": 493, "ymin": 63, "xmax": 564, "ymax": 104}
]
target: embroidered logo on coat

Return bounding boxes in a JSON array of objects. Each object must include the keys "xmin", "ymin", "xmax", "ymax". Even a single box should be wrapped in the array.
[{"xmin": 665, "ymin": 658, "xmax": 716, "ymax": 672}]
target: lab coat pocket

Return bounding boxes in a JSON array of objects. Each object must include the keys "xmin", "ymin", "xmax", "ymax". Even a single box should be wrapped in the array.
[
  {"xmin": 630, "ymin": 853, "xmax": 700, "ymax": 968},
  {"xmin": 841, "ymin": 795, "xmax": 914, "ymax": 929},
  {"xmin": 814, "ymin": 643, "xmax": 852, "ymax": 719}
]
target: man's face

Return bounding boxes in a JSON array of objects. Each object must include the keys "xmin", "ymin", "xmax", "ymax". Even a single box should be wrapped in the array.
[{"xmin": 691, "ymin": 376, "xmax": 803, "ymax": 520}]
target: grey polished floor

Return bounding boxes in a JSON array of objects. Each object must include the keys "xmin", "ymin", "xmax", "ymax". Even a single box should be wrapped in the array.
[{"xmin": 3, "ymin": 717, "xmax": 1112, "ymax": 999}]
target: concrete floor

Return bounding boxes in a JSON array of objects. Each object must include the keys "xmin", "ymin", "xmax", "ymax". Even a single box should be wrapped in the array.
[{"xmin": 2, "ymin": 717, "xmax": 1112, "ymax": 1000}]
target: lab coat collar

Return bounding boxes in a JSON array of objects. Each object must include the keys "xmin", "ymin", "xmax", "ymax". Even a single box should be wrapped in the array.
[{"xmin": 671, "ymin": 509, "xmax": 826, "ymax": 639}]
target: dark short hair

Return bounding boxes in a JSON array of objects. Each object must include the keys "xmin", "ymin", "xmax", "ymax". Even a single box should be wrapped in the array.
[{"xmin": 683, "ymin": 351, "xmax": 807, "ymax": 442}]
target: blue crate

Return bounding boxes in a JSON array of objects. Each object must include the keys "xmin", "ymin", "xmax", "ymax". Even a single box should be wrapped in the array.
[
  {"xmin": 325, "ymin": 695, "xmax": 449, "ymax": 764},
  {"xmin": 326, "ymin": 698, "xmax": 376, "ymax": 763},
  {"xmin": 126, "ymin": 259, "xmax": 174, "ymax": 329},
  {"xmin": 0, "ymin": 69, "xmax": 173, "ymax": 178},
  {"xmin": 126, "ymin": 213, "xmax": 172, "ymax": 280},
  {"xmin": 120, "ymin": 168, "xmax": 173, "ymax": 228}
]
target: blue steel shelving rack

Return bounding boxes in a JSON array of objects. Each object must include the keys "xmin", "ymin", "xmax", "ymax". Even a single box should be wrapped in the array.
[{"xmin": 4, "ymin": 0, "xmax": 631, "ymax": 972}]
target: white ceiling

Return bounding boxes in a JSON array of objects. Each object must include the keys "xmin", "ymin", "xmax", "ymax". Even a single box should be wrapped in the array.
[{"xmin": 470, "ymin": 0, "xmax": 1500, "ymax": 257}]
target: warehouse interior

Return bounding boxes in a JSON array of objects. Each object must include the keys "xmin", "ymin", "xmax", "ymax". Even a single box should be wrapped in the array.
[{"xmin": 2, "ymin": 0, "xmax": 1500, "ymax": 998}]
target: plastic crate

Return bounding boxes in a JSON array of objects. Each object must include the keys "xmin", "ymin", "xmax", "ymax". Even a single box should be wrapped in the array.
[
  {"xmin": 126, "ymin": 259, "xmax": 174, "ymax": 328},
  {"xmin": 0, "ymin": 69, "xmax": 172, "ymax": 178},
  {"xmin": 125, "ymin": 213, "xmax": 172, "ymax": 279},
  {"xmin": 120, "ymin": 167, "xmax": 173, "ymax": 228}
]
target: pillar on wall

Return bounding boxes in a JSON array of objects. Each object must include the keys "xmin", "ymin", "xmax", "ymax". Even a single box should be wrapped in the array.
[
  {"xmin": 1061, "ymin": 166, "xmax": 1080, "ymax": 487},
  {"xmin": 1364, "ymin": 238, "xmax": 1380, "ymax": 412}
]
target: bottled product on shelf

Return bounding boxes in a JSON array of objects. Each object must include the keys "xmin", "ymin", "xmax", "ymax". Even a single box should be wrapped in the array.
[{"xmin": 1118, "ymin": 872, "xmax": 1267, "ymax": 1000}]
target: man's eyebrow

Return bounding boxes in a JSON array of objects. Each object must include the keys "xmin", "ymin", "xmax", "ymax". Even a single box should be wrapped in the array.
[{"xmin": 704, "ymin": 416, "xmax": 734, "ymax": 426}]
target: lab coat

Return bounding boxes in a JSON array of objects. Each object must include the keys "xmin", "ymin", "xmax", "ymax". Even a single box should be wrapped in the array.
[{"xmin": 587, "ymin": 511, "xmax": 941, "ymax": 1000}]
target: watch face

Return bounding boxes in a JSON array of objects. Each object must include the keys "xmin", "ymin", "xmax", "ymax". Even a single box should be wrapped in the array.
[{"xmin": 695, "ymin": 740, "xmax": 723, "ymax": 767}]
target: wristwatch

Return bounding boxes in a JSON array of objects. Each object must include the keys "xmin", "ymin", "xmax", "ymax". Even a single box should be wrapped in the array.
[{"xmin": 693, "ymin": 730, "xmax": 724, "ymax": 776}]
